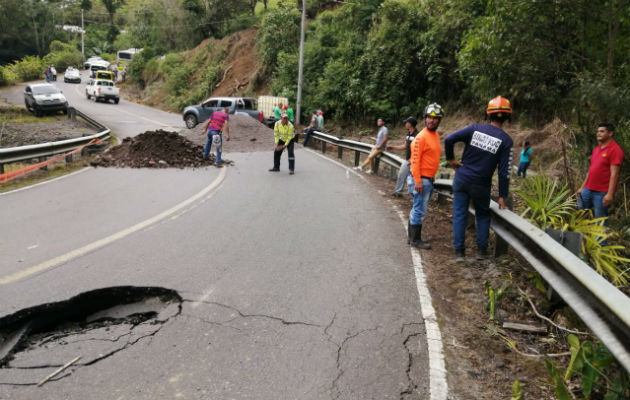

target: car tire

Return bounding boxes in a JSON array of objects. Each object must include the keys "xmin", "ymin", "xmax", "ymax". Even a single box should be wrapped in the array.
[
  {"xmin": 114, "ymin": 98, "xmax": 119, "ymax": 104},
  {"xmin": 62, "ymin": 108, "xmax": 68, "ymax": 115},
  {"xmin": 34, "ymin": 109, "xmax": 42, "ymax": 117},
  {"xmin": 184, "ymin": 114, "xmax": 198, "ymax": 129},
  {"xmin": 86, "ymin": 91, "xmax": 90, "ymax": 99}
]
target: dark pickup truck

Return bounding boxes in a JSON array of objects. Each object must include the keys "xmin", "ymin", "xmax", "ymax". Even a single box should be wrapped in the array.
[{"xmin": 182, "ymin": 97, "xmax": 264, "ymax": 129}]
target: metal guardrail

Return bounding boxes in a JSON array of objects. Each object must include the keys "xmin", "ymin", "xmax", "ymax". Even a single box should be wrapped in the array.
[
  {"xmin": 0, "ymin": 108, "xmax": 110, "ymax": 172},
  {"xmin": 310, "ymin": 131, "xmax": 630, "ymax": 372}
]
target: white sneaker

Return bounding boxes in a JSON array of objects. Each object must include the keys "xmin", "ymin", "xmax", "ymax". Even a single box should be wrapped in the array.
[
  {"xmin": 365, "ymin": 169, "xmax": 373, "ymax": 175},
  {"xmin": 353, "ymin": 166, "xmax": 363, "ymax": 171}
]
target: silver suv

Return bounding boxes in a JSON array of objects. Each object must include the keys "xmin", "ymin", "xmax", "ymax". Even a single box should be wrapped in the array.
[
  {"xmin": 182, "ymin": 97, "xmax": 262, "ymax": 129},
  {"xmin": 23, "ymin": 83, "xmax": 68, "ymax": 116}
]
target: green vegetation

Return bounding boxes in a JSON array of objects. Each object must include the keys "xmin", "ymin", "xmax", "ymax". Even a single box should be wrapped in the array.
[
  {"xmin": 546, "ymin": 336, "xmax": 630, "ymax": 400},
  {"xmin": 515, "ymin": 174, "xmax": 630, "ymax": 287}
]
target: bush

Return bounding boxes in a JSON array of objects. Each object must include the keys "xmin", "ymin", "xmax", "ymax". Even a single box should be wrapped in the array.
[
  {"xmin": 10, "ymin": 56, "xmax": 45, "ymax": 81},
  {"xmin": 0, "ymin": 66, "xmax": 17, "ymax": 86}
]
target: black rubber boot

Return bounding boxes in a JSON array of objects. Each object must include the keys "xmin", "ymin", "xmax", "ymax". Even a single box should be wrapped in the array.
[
  {"xmin": 476, "ymin": 247, "xmax": 488, "ymax": 260},
  {"xmin": 454, "ymin": 248, "xmax": 465, "ymax": 263},
  {"xmin": 407, "ymin": 221, "xmax": 413, "ymax": 244},
  {"xmin": 410, "ymin": 224, "xmax": 431, "ymax": 249}
]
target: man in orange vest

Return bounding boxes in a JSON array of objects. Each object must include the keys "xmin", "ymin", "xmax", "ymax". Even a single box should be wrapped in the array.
[{"xmin": 407, "ymin": 104, "xmax": 443, "ymax": 249}]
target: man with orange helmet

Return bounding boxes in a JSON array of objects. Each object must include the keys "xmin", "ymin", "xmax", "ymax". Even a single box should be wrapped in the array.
[{"xmin": 445, "ymin": 96, "xmax": 514, "ymax": 262}]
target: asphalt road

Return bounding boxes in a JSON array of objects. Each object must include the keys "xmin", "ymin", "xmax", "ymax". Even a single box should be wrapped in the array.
[
  {"xmin": 0, "ymin": 71, "xmax": 184, "ymax": 138},
  {"xmin": 0, "ymin": 79, "xmax": 436, "ymax": 399}
]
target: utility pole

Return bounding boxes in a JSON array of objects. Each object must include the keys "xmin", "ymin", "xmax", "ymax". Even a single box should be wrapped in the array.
[
  {"xmin": 295, "ymin": 0, "xmax": 306, "ymax": 126},
  {"xmin": 81, "ymin": 9, "xmax": 85, "ymax": 58}
]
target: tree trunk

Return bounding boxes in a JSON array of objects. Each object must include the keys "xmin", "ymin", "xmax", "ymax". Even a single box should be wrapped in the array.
[{"xmin": 606, "ymin": 0, "xmax": 623, "ymax": 82}]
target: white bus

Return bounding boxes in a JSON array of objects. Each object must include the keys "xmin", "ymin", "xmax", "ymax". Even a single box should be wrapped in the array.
[{"xmin": 116, "ymin": 48, "xmax": 143, "ymax": 70}]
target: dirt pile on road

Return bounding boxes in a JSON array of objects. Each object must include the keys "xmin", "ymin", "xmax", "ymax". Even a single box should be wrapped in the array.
[
  {"xmin": 178, "ymin": 114, "xmax": 276, "ymax": 153},
  {"xmin": 91, "ymin": 130, "xmax": 228, "ymax": 168}
]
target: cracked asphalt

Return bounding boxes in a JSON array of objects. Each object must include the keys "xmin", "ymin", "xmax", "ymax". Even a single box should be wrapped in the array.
[{"xmin": 0, "ymin": 84, "xmax": 432, "ymax": 398}]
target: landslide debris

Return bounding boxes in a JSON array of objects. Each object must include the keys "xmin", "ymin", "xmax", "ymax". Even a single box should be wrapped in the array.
[{"xmin": 91, "ymin": 130, "xmax": 230, "ymax": 168}]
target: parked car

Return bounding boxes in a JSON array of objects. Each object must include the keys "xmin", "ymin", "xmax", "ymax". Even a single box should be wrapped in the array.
[
  {"xmin": 23, "ymin": 83, "xmax": 68, "ymax": 116},
  {"xmin": 182, "ymin": 97, "xmax": 263, "ymax": 129},
  {"xmin": 63, "ymin": 67, "xmax": 81, "ymax": 83},
  {"xmin": 84, "ymin": 56, "xmax": 104, "ymax": 70},
  {"xmin": 85, "ymin": 79, "xmax": 120, "ymax": 104}
]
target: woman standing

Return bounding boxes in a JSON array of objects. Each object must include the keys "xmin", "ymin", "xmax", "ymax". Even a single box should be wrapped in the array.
[{"xmin": 517, "ymin": 141, "xmax": 532, "ymax": 177}]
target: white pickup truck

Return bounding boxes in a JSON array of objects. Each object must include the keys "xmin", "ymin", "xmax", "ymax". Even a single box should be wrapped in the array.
[{"xmin": 85, "ymin": 79, "xmax": 120, "ymax": 104}]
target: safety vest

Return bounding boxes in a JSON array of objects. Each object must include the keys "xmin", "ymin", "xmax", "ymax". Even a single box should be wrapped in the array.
[{"xmin": 274, "ymin": 121, "xmax": 295, "ymax": 144}]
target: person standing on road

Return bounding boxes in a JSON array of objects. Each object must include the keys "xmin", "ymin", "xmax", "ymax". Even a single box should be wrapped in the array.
[
  {"xmin": 445, "ymin": 96, "xmax": 514, "ymax": 262},
  {"xmin": 387, "ymin": 116, "xmax": 419, "ymax": 197},
  {"xmin": 202, "ymin": 107, "xmax": 230, "ymax": 166},
  {"xmin": 269, "ymin": 112, "xmax": 296, "ymax": 174},
  {"xmin": 407, "ymin": 104, "xmax": 443, "ymax": 249},
  {"xmin": 303, "ymin": 111, "xmax": 318, "ymax": 147},
  {"xmin": 517, "ymin": 141, "xmax": 532, "ymax": 177},
  {"xmin": 576, "ymin": 122, "xmax": 624, "ymax": 221},
  {"xmin": 354, "ymin": 118, "xmax": 388, "ymax": 174}
]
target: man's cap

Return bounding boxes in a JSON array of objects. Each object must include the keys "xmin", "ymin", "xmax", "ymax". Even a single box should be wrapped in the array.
[
  {"xmin": 281, "ymin": 112, "xmax": 289, "ymax": 118},
  {"xmin": 403, "ymin": 116, "xmax": 418, "ymax": 127}
]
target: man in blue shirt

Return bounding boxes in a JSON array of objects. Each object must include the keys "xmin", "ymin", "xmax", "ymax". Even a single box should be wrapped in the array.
[{"xmin": 445, "ymin": 96, "xmax": 514, "ymax": 262}]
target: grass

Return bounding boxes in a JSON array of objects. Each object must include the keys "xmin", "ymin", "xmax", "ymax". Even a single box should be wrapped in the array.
[
  {"xmin": 0, "ymin": 105, "xmax": 63, "ymax": 124},
  {"xmin": 0, "ymin": 158, "xmax": 93, "ymax": 193}
]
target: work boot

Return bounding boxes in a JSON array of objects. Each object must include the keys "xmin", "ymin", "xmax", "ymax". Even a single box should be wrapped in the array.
[
  {"xmin": 454, "ymin": 248, "xmax": 465, "ymax": 263},
  {"xmin": 268, "ymin": 168, "xmax": 280, "ymax": 172},
  {"xmin": 409, "ymin": 224, "xmax": 431, "ymax": 249},
  {"xmin": 476, "ymin": 247, "xmax": 488, "ymax": 260}
]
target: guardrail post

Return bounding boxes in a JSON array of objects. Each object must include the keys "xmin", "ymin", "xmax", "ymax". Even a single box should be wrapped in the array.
[
  {"xmin": 321, "ymin": 140, "xmax": 326, "ymax": 154},
  {"xmin": 65, "ymin": 153, "xmax": 74, "ymax": 163},
  {"xmin": 39, "ymin": 157, "xmax": 48, "ymax": 171},
  {"xmin": 374, "ymin": 157, "xmax": 380, "ymax": 173},
  {"xmin": 354, "ymin": 151, "xmax": 360, "ymax": 166},
  {"xmin": 337, "ymin": 146, "xmax": 343, "ymax": 159},
  {"xmin": 68, "ymin": 107, "xmax": 77, "ymax": 121},
  {"xmin": 389, "ymin": 165, "xmax": 397, "ymax": 180},
  {"xmin": 494, "ymin": 234, "xmax": 509, "ymax": 257},
  {"xmin": 0, "ymin": 163, "xmax": 4, "ymax": 174}
]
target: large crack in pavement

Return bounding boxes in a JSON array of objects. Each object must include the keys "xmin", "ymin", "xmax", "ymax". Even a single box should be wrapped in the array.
[
  {"xmin": 182, "ymin": 298, "xmax": 426, "ymax": 399},
  {"xmin": 0, "ymin": 286, "xmax": 181, "ymax": 386}
]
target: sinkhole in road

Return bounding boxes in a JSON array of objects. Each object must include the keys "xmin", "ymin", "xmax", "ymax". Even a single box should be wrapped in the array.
[{"xmin": 0, "ymin": 286, "xmax": 181, "ymax": 385}]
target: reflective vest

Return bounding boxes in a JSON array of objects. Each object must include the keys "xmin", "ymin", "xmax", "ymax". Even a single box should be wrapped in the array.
[{"xmin": 274, "ymin": 121, "xmax": 295, "ymax": 144}]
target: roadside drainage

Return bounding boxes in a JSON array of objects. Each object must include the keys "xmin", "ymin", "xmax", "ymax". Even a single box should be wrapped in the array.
[{"xmin": 0, "ymin": 286, "xmax": 181, "ymax": 386}]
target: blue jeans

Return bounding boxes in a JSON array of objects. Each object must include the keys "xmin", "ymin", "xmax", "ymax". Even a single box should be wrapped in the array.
[
  {"xmin": 517, "ymin": 161, "xmax": 530, "ymax": 177},
  {"xmin": 394, "ymin": 160, "xmax": 410, "ymax": 193},
  {"xmin": 578, "ymin": 188, "xmax": 609, "ymax": 221},
  {"xmin": 452, "ymin": 177, "xmax": 491, "ymax": 250},
  {"xmin": 273, "ymin": 139, "xmax": 295, "ymax": 170},
  {"xmin": 408, "ymin": 176, "xmax": 433, "ymax": 225},
  {"xmin": 303, "ymin": 127, "xmax": 315, "ymax": 147},
  {"xmin": 203, "ymin": 130, "xmax": 222, "ymax": 163}
]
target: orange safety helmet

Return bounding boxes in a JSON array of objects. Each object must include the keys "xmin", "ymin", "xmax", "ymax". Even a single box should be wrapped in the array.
[{"xmin": 486, "ymin": 96, "xmax": 512, "ymax": 115}]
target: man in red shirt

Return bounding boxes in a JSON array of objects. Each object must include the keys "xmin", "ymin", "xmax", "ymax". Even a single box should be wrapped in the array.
[
  {"xmin": 202, "ymin": 107, "xmax": 230, "ymax": 166},
  {"xmin": 576, "ymin": 122, "xmax": 625, "ymax": 221}
]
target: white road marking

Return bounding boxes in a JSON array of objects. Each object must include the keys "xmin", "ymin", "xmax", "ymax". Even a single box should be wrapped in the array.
[
  {"xmin": 0, "ymin": 167, "xmax": 227, "ymax": 285},
  {"xmin": 395, "ymin": 208, "xmax": 448, "ymax": 400},
  {"xmin": 309, "ymin": 148, "xmax": 449, "ymax": 399}
]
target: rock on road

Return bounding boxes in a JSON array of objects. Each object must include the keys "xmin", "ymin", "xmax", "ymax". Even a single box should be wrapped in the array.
[{"xmin": 0, "ymin": 77, "xmax": 435, "ymax": 399}]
